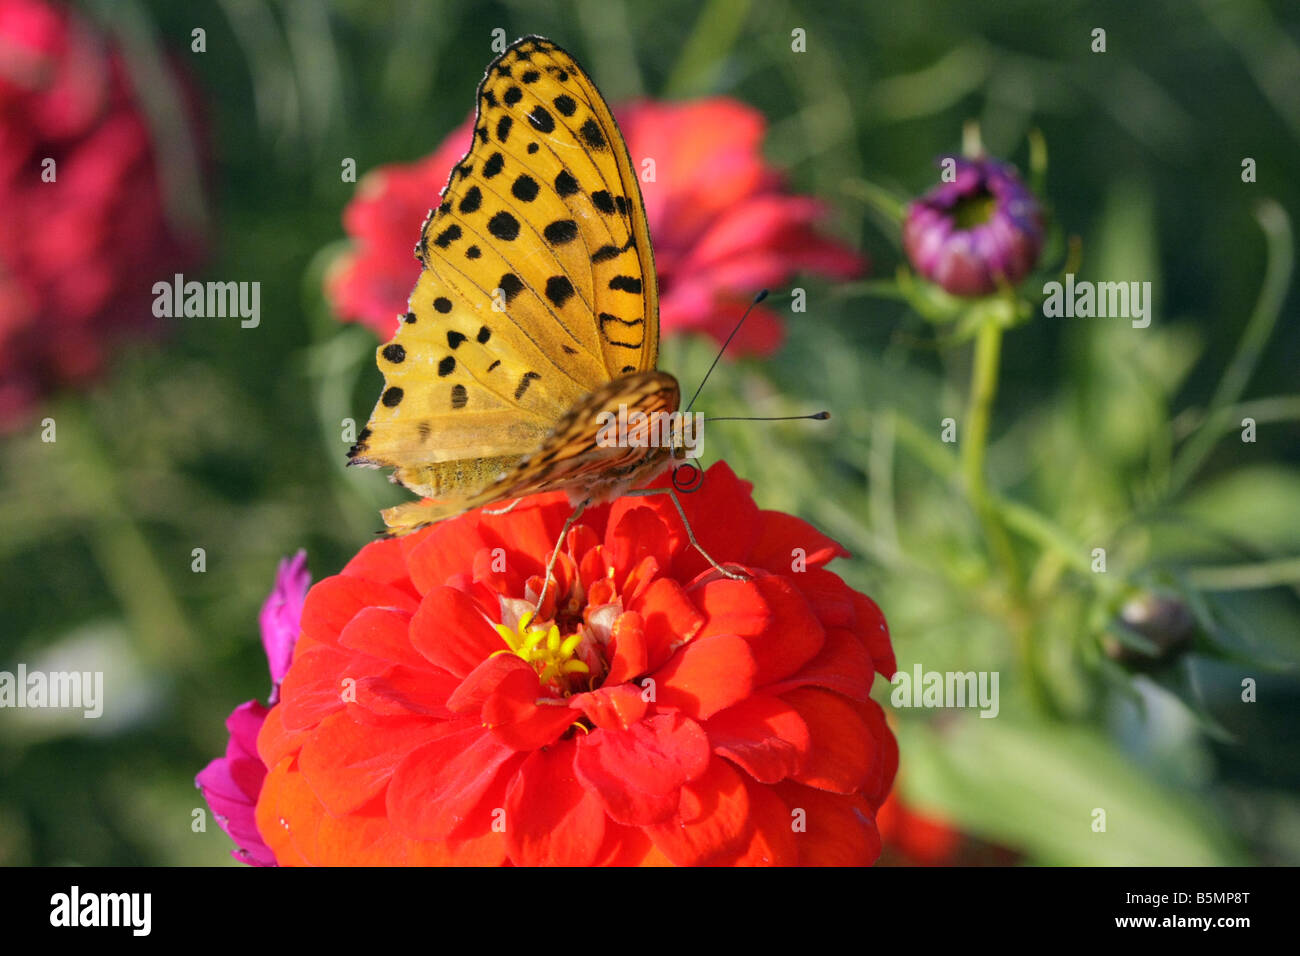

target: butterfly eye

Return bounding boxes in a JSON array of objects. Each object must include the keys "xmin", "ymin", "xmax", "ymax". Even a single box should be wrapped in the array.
[{"xmin": 671, "ymin": 461, "xmax": 704, "ymax": 494}]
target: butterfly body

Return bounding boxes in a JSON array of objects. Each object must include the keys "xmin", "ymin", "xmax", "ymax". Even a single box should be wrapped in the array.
[{"xmin": 348, "ymin": 36, "xmax": 679, "ymax": 535}]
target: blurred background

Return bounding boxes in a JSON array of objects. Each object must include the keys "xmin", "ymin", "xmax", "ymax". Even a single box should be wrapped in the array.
[{"xmin": 1, "ymin": 0, "xmax": 1297, "ymax": 865}]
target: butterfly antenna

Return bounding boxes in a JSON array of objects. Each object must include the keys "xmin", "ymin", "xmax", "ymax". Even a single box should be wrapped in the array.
[
  {"xmin": 684, "ymin": 289, "xmax": 768, "ymax": 413},
  {"xmin": 704, "ymin": 412, "xmax": 831, "ymax": 422}
]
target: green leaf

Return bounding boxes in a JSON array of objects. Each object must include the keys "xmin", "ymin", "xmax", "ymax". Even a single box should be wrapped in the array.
[{"xmin": 896, "ymin": 716, "xmax": 1245, "ymax": 864}]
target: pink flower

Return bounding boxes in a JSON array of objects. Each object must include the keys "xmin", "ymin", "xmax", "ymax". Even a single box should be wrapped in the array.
[
  {"xmin": 0, "ymin": 0, "xmax": 206, "ymax": 430},
  {"xmin": 903, "ymin": 156, "xmax": 1044, "ymax": 297},
  {"xmin": 196, "ymin": 552, "xmax": 310, "ymax": 865},
  {"xmin": 326, "ymin": 98, "xmax": 864, "ymax": 356}
]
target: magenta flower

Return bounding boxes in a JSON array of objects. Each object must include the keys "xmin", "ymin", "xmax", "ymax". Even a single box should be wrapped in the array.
[
  {"xmin": 903, "ymin": 156, "xmax": 1044, "ymax": 297},
  {"xmin": 259, "ymin": 550, "xmax": 309, "ymax": 704},
  {"xmin": 196, "ymin": 551, "xmax": 310, "ymax": 865}
]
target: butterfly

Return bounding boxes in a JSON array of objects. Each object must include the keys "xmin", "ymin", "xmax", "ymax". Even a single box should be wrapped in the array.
[{"xmin": 348, "ymin": 35, "xmax": 726, "ymax": 578}]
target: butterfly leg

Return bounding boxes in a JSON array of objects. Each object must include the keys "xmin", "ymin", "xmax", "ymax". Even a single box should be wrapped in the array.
[
  {"xmin": 623, "ymin": 487, "xmax": 748, "ymax": 582},
  {"xmin": 536, "ymin": 499, "xmax": 590, "ymax": 614},
  {"xmin": 483, "ymin": 498, "xmax": 522, "ymax": 516}
]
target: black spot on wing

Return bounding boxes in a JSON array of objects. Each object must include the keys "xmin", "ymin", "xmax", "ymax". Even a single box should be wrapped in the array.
[
  {"xmin": 515, "ymin": 371, "xmax": 542, "ymax": 400},
  {"xmin": 545, "ymin": 276, "xmax": 575, "ymax": 308},
  {"xmin": 459, "ymin": 187, "xmax": 482, "ymax": 213},
  {"xmin": 580, "ymin": 118, "xmax": 606, "ymax": 150},
  {"xmin": 498, "ymin": 273, "xmax": 524, "ymax": 303},
  {"xmin": 527, "ymin": 106, "xmax": 554, "ymax": 133},
  {"xmin": 488, "ymin": 211, "xmax": 520, "ymax": 241},
  {"xmin": 555, "ymin": 170, "xmax": 579, "ymax": 197},
  {"xmin": 543, "ymin": 219, "xmax": 578, "ymax": 245},
  {"xmin": 512, "ymin": 175, "xmax": 539, "ymax": 202},
  {"xmin": 382, "ymin": 344, "xmax": 406, "ymax": 363},
  {"xmin": 382, "ymin": 386, "xmax": 404, "ymax": 407}
]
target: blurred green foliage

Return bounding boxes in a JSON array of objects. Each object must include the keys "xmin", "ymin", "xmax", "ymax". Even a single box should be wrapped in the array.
[{"xmin": 2, "ymin": 0, "xmax": 1297, "ymax": 865}]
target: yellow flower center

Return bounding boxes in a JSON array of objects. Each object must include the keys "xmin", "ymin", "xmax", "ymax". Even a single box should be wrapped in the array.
[{"xmin": 495, "ymin": 611, "xmax": 590, "ymax": 687}]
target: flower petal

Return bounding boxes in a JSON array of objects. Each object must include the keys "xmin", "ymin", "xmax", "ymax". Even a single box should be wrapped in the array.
[
  {"xmin": 574, "ymin": 712, "xmax": 710, "ymax": 826},
  {"xmin": 409, "ymin": 585, "xmax": 502, "ymax": 677},
  {"xmin": 644, "ymin": 756, "xmax": 750, "ymax": 865},
  {"xmin": 505, "ymin": 740, "xmax": 607, "ymax": 866},
  {"xmin": 386, "ymin": 727, "xmax": 523, "ymax": 840},
  {"xmin": 650, "ymin": 633, "xmax": 758, "ymax": 720},
  {"xmin": 705, "ymin": 694, "xmax": 810, "ymax": 784}
]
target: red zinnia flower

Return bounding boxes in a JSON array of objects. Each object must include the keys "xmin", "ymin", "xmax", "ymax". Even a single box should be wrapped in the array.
[
  {"xmin": 0, "ymin": 0, "xmax": 206, "ymax": 430},
  {"xmin": 253, "ymin": 463, "xmax": 897, "ymax": 866},
  {"xmin": 325, "ymin": 98, "xmax": 865, "ymax": 356}
]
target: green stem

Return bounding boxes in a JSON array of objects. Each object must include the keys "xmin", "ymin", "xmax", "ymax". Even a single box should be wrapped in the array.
[
  {"xmin": 1185, "ymin": 557, "xmax": 1300, "ymax": 592},
  {"xmin": 1169, "ymin": 201, "xmax": 1293, "ymax": 494},
  {"xmin": 962, "ymin": 319, "xmax": 1002, "ymax": 505}
]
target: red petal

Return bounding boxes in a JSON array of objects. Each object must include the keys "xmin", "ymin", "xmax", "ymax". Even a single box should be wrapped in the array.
[
  {"xmin": 277, "ymin": 644, "xmax": 355, "ymax": 731},
  {"xmin": 765, "ymin": 626, "xmax": 875, "ymax": 701},
  {"xmin": 505, "ymin": 740, "xmax": 607, "ymax": 866},
  {"xmin": 257, "ymin": 699, "xmax": 306, "ymax": 769},
  {"xmin": 788, "ymin": 567, "xmax": 857, "ymax": 630},
  {"xmin": 446, "ymin": 653, "xmax": 531, "ymax": 715},
  {"xmin": 645, "ymin": 756, "xmax": 750, "ymax": 865},
  {"xmin": 298, "ymin": 711, "xmax": 448, "ymax": 816},
  {"xmin": 705, "ymin": 774, "xmax": 799, "ymax": 866},
  {"xmin": 650, "ymin": 633, "xmax": 757, "ymax": 720},
  {"xmin": 409, "ymin": 586, "xmax": 503, "ymax": 677},
  {"xmin": 604, "ymin": 610, "xmax": 648, "ymax": 685},
  {"xmin": 574, "ymin": 712, "xmax": 710, "ymax": 826},
  {"xmin": 774, "ymin": 782, "xmax": 881, "ymax": 866},
  {"xmin": 336, "ymin": 606, "xmax": 426, "ymax": 669},
  {"xmin": 784, "ymin": 687, "xmax": 873, "ymax": 794},
  {"xmin": 633, "ymin": 577, "xmax": 706, "ymax": 670},
  {"xmin": 340, "ymin": 536, "xmax": 421, "ymax": 600},
  {"xmin": 254, "ymin": 756, "xmax": 319, "ymax": 866},
  {"xmin": 853, "ymin": 592, "xmax": 896, "ymax": 678},
  {"xmin": 698, "ymin": 575, "xmax": 825, "ymax": 687},
  {"xmin": 482, "ymin": 666, "xmax": 576, "ymax": 750},
  {"xmin": 858, "ymin": 698, "xmax": 898, "ymax": 810},
  {"xmin": 406, "ymin": 496, "xmax": 566, "ymax": 593},
  {"xmin": 692, "ymin": 578, "xmax": 770, "ymax": 641},
  {"xmin": 386, "ymin": 727, "xmax": 523, "ymax": 840},
  {"xmin": 352, "ymin": 663, "xmax": 460, "ymax": 718},
  {"xmin": 748, "ymin": 511, "xmax": 849, "ymax": 573},
  {"xmin": 572, "ymin": 683, "xmax": 648, "ymax": 731},
  {"xmin": 605, "ymin": 505, "xmax": 673, "ymax": 589},
  {"xmin": 705, "ymin": 695, "xmax": 810, "ymax": 783},
  {"xmin": 300, "ymin": 575, "xmax": 418, "ymax": 648}
]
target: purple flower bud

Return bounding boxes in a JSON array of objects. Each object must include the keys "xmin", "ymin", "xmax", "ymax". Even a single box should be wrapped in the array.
[{"xmin": 903, "ymin": 157, "xmax": 1045, "ymax": 297}]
